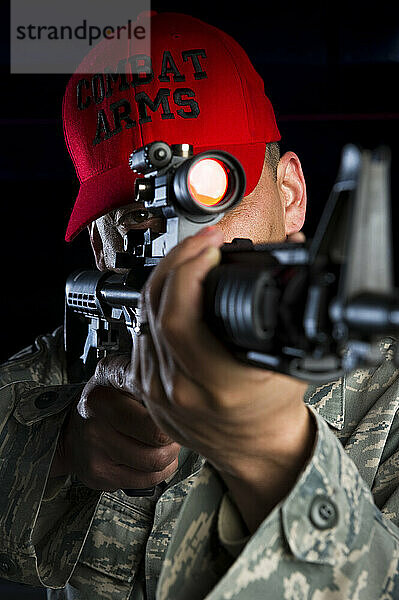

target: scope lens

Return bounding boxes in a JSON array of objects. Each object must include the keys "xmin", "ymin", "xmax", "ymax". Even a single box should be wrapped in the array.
[
  {"xmin": 173, "ymin": 150, "xmax": 246, "ymax": 218},
  {"xmin": 187, "ymin": 158, "xmax": 229, "ymax": 207}
]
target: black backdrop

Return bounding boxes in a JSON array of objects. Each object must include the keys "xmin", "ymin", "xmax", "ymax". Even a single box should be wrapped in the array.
[
  {"xmin": 1, "ymin": 1, "xmax": 399, "ymax": 598},
  {"xmin": 2, "ymin": 2, "xmax": 399, "ymax": 364}
]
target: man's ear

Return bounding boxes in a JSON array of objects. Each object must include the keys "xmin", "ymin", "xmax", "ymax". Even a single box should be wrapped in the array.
[
  {"xmin": 276, "ymin": 151, "xmax": 307, "ymax": 236},
  {"xmin": 88, "ymin": 222, "xmax": 106, "ymax": 271}
]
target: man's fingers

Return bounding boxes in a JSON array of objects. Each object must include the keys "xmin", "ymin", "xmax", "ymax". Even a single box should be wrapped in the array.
[
  {"xmin": 101, "ymin": 425, "xmax": 181, "ymax": 473},
  {"xmin": 114, "ymin": 458, "xmax": 179, "ymax": 490},
  {"xmin": 90, "ymin": 354, "xmax": 175, "ymax": 444},
  {"xmin": 139, "ymin": 227, "xmax": 227, "ymax": 398},
  {"xmin": 143, "ymin": 226, "xmax": 224, "ymax": 318},
  {"xmin": 286, "ymin": 231, "xmax": 306, "ymax": 243},
  {"xmin": 158, "ymin": 245, "xmax": 222, "ymax": 343},
  {"xmin": 94, "ymin": 354, "xmax": 141, "ymax": 397},
  {"xmin": 155, "ymin": 242, "xmax": 259, "ymax": 394},
  {"xmin": 82, "ymin": 456, "xmax": 179, "ymax": 492},
  {"xmin": 81, "ymin": 385, "xmax": 174, "ymax": 447}
]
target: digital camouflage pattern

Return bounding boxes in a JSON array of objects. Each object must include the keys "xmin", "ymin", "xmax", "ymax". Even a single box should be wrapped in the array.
[
  {"xmin": 158, "ymin": 410, "xmax": 399, "ymax": 600},
  {"xmin": 0, "ymin": 328, "xmax": 205, "ymax": 599},
  {"xmin": 0, "ymin": 329, "xmax": 399, "ymax": 599}
]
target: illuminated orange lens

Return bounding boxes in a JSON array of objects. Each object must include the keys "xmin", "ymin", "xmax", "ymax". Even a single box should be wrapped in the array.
[{"xmin": 187, "ymin": 159, "xmax": 229, "ymax": 206}]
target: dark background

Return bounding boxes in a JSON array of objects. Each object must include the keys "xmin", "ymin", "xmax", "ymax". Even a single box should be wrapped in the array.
[{"xmin": 1, "ymin": 1, "xmax": 399, "ymax": 597}]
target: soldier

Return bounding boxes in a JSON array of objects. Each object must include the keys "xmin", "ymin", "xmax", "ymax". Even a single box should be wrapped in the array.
[{"xmin": 1, "ymin": 10, "xmax": 399, "ymax": 600}]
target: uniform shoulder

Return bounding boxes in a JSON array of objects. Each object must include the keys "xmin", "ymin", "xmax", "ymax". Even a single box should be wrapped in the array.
[{"xmin": 0, "ymin": 326, "xmax": 67, "ymax": 387}]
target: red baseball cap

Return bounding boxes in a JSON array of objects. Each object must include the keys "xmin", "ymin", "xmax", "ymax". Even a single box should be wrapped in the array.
[{"xmin": 63, "ymin": 11, "xmax": 281, "ymax": 242}]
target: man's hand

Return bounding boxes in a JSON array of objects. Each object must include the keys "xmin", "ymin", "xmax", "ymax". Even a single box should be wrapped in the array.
[
  {"xmin": 134, "ymin": 226, "xmax": 315, "ymax": 532},
  {"xmin": 50, "ymin": 354, "xmax": 180, "ymax": 491}
]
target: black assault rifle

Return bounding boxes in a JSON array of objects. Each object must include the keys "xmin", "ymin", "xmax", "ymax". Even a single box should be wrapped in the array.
[
  {"xmin": 65, "ymin": 142, "xmax": 399, "ymax": 493},
  {"xmin": 66, "ymin": 141, "xmax": 399, "ymax": 382}
]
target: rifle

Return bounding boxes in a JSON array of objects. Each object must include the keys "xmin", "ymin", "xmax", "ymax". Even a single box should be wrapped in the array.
[
  {"xmin": 204, "ymin": 144, "xmax": 399, "ymax": 381},
  {"xmin": 65, "ymin": 141, "xmax": 399, "ymax": 494}
]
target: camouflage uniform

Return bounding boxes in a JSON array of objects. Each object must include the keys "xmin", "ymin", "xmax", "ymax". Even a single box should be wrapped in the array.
[{"xmin": 1, "ymin": 328, "xmax": 399, "ymax": 599}]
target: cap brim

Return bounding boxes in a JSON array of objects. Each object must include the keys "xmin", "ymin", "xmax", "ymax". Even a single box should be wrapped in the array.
[
  {"xmin": 65, "ymin": 162, "xmax": 139, "ymax": 242},
  {"xmin": 65, "ymin": 141, "xmax": 266, "ymax": 242}
]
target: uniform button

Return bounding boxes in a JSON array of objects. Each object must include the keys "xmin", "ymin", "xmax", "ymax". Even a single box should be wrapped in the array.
[
  {"xmin": 35, "ymin": 391, "xmax": 58, "ymax": 409},
  {"xmin": 309, "ymin": 496, "xmax": 338, "ymax": 530},
  {"xmin": 0, "ymin": 554, "xmax": 18, "ymax": 576}
]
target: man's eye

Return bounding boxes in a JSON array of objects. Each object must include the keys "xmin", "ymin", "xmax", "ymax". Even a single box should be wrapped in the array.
[
  {"xmin": 120, "ymin": 210, "xmax": 151, "ymax": 225},
  {"xmin": 132, "ymin": 210, "xmax": 151, "ymax": 223}
]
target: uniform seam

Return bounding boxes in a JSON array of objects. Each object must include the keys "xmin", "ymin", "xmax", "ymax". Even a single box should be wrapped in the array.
[{"xmin": 101, "ymin": 493, "xmax": 155, "ymax": 519}]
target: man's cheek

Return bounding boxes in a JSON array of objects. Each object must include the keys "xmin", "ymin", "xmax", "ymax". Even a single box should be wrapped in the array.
[
  {"xmin": 215, "ymin": 207, "xmax": 251, "ymax": 242},
  {"xmin": 216, "ymin": 207, "xmax": 272, "ymax": 243},
  {"xmin": 100, "ymin": 229, "xmax": 124, "ymax": 269}
]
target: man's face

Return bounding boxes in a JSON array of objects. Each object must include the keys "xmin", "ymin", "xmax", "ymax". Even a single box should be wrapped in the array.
[{"xmin": 89, "ymin": 151, "xmax": 306, "ymax": 271}]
